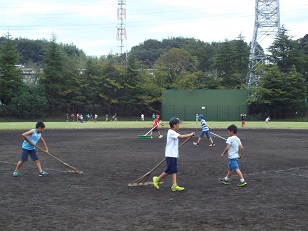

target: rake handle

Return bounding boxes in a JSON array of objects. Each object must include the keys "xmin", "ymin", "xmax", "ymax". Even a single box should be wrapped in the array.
[
  {"xmin": 129, "ymin": 135, "xmax": 194, "ymax": 185},
  {"xmin": 35, "ymin": 145, "xmax": 82, "ymax": 174},
  {"xmin": 210, "ymin": 131, "xmax": 227, "ymax": 141},
  {"xmin": 35, "ymin": 145, "xmax": 67, "ymax": 165},
  {"xmin": 144, "ymin": 123, "xmax": 159, "ymax": 136},
  {"xmin": 149, "ymin": 135, "xmax": 192, "ymax": 174}
]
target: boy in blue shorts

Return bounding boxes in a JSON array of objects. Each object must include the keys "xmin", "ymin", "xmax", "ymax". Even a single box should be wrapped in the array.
[
  {"xmin": 219, "ymin": 124, "xmax": 247, "ymax": 187},
  {"xmin": 153, "ymin": 117, "xmax": 194, "ymax": 191},
  {"xmin": 13, "ymin": 121, "xmax": 49, "ymax": 177},
  {"xmin": 193, "ymin": 114, "xmax": 215, "ymax": 147}
]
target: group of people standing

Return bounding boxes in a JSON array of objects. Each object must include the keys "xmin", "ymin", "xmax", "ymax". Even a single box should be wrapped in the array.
[
  {"xmin": 68, "ymin": 113, "xmax": 98, "ymax": 123},
  {"xmin": 67, "ymin": 113, "xmax": 118, "ymax": 123}
]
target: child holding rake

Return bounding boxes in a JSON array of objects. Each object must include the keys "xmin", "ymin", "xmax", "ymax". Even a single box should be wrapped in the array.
[
  {"xmin": 193, "ymin": 114, "xmax": 215, "ymax": 147},
  {"xmin": 13, "ymin": 121, "xmax": 49, "ymax": 177},
  {"xmin": 153, "ymin": 117, "xmax": 194, "ymax": 191},
  {"xmin": 149, "ymin": 114, "xmax": 164, "ymax": 138}
]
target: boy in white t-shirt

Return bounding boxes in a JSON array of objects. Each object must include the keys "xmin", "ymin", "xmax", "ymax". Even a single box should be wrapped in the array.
[
  {"xmin": 219, "ymin": 124, "xmax": 247, "ymax": 187},
  {"xmin": 153, "ymin": 117, "xmax": 194, "ymax": 191}
]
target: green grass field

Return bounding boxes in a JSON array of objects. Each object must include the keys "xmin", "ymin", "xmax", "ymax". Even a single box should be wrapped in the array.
[{"xmin": 0, "ymin": 120, "xmax": 307, "ymax": 130}]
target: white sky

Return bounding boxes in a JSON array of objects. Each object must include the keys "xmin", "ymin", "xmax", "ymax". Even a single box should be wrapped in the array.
[{"xmin": 1, "ymin": 0, "xmax": 307, "ymax": 57}]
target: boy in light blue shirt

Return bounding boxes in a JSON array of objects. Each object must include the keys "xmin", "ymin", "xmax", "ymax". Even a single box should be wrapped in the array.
[
  {"xmin": 13, "ymin": 121, "xmax": 49, "ymax": 177},
  {"xmin": 219, "ymin": 124, "xmax": 247, "ymax": 187}
]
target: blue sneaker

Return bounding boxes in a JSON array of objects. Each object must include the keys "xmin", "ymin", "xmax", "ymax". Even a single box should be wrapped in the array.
[
  {"xmin": 39, "ymin": 170, "xmax": 49, "ymax": 177},
  {"xmin": 13, "ymin": 170, "xmax": 19, "ymax": 177}
]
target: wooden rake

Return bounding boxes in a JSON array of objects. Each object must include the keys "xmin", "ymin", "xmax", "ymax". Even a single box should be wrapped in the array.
[
  {"xmin": 128, "ymin": 136, "xmax": 193, "ymax": 187},
  {"xmin": 35, "ymin": 145, "xmax": 83, "ymax": 174}
]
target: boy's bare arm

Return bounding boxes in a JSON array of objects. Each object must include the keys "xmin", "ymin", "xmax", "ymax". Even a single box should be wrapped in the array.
[
  {"xmin": 22, "ymin": 130, "xmax": 34, "ymax": 145},
  {"xmin": 239, "ymin": 144, "xmax": 244, "ymax": 158},
  {"xmin": 178, "ymin": 132, "xmax": 195, "ymax": 139},
  {"xmin": 40, "ymin": 136, "xmax": 49, "ymax": 153},
  {"xmin": 221, "ymin": 144, "xmax": 230, "ymax": 158}
]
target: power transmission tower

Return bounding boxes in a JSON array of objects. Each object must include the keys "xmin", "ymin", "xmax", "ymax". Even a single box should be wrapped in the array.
[
  {"xmin": 116, "ymin": 0, "xmax": 127, "ymax": 55},
  {"xmin": 248, "ymin": 0, "xmax": 280, "ymax": 86}
]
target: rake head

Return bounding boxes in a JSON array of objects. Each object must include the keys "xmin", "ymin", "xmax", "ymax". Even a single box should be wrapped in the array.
[
  {"xmin": 68, "ymin": 169, "xmax": 84, "ymax": 174},
  {"xmin": 137, "ymin": 135, "xmax": 152, "ymax": 139}
]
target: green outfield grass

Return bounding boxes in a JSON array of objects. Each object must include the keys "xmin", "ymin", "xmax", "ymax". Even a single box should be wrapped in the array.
[{"xmin": 0, "ymin": 120, "xmax": 307, "ymax": 130}]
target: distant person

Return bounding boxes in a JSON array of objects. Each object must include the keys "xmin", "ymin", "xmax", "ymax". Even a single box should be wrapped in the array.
[
  {"xmin": 86, "ymin": 114, "xmax": 91, "ymax": 122},
  {"xmin": 153, "ymin": 117, "xmax": 195, "ymax": 191},
  {"xmin": 94, "ymin": 114, "xmax": 98, "ymax": 123},
  {"xmin": 13, "ymin": 121, "xmax": 49, "ymax": 177},
  {"xmin": 105, "ymin": 114, "xmax": 109, "ymax": 121},
  {"xmin": 150, "ymin": 114, "xmax": 164, "ymax": 138},
  {"xmin": 193, "ymin": 114, "xmax": 215, "ymax": 147},
  {"xmin": 71, "ymin": 113, "xmax": 75, "ymax": 122},
  {"xmin": 112, "ymin": 113, "xmax": 117, "ymax": 121},
  {"xmin": 265, "ymin": 116, "xmax": 270, "ymax": 125},
  {"xmin": 141, "ymin": 114, "xmax": 144, "ymax": 121},
  {"xmin": 80, "ymin": 114, "xmax": 84, "ymax": 123},
  {"xmin": 195, "ymin": 114, "xmax": 199, "ymax": 124},
  {"xmin": 152, "ymin": 113, "xmax": 156, "ymax": 121},
  {"xmin": 240, "ymin": 113, "xmax": 246, "ymax": 128},
  {"xmin": 66, "ymin": 114, "xmax": 69, "ymax": 123},
  {"xmin": 219, "ymin": 124, "xmax": 247, "ymax": 187}
]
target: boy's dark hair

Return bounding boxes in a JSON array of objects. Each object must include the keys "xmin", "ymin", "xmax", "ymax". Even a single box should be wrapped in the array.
[
  {"xmin": 227, "ymin": 124, "xmax": 237, "ymax": 134},
  {"xmin": 36, "ymin": 121, "xmax": 45, "ymax": 129}
]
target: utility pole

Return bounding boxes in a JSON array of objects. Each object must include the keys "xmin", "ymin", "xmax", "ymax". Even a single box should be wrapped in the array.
[
  {"xmin": 116, "ymin": 0, "xmax": 127, "ymax": 55},
  {"xmin": 248, "ymin": 0, "xmax": 280, "ymax": 86}
]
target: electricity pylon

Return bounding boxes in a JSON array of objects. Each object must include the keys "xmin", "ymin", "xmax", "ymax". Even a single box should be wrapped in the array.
[
  {"xmin": 116, "ymin": 0, "xmax": 127, "ymax": 55},
  {"xmin": 248, "ymin": 0, "xmax": 280, "ymax": 86}
]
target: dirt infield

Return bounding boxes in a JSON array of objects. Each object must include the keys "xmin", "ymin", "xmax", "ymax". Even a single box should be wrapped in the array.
[{"xmin": 1, "ymin": 128, "xmax": 307, "ymax": 231}]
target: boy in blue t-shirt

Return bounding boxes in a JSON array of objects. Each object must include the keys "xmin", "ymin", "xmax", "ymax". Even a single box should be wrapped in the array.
[
  {"xmin": 193, "ymin": 114, "xmax": 215, "ymax": 147},
  {"xmin": 219, "ymin": 124, "xmax": 247, "ymax": 187},
  {"xmin": 13, "ymin": 121, "xmax": 49, "ymax": 177}
]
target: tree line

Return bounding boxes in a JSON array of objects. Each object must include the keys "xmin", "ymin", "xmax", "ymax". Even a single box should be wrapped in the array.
[{"xmin": 0, "ymin": 28, "xmax": 307, "ymax": 120}]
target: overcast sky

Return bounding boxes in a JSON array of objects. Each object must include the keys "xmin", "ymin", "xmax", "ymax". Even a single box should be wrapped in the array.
[{"xmin": 1, "ymin": 0, "xmax": 307, "ymax": 57}]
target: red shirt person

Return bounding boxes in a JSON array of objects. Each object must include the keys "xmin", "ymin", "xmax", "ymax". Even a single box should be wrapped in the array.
[{"xmin": 150, "ymin": 114, "xmax": 164, "ymax": 138}]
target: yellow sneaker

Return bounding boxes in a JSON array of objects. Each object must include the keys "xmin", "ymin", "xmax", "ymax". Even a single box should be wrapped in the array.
[
  {"xmin": 171, "ymin": 184, "xmax": 185, "ymax": 192},
  {"xmin": 153, "ymin": 176, "xmax": 159, "ymax": 189}
]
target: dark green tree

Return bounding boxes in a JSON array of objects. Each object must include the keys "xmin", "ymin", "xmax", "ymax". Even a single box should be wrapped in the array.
[
  {"xmin": 40, "ymin": 34, "xmax": 68, "ymax": 114},
  {"xmin": 9, "ymin": 83, "xmax": 48, "ymax": 119},
  {"xmin": 153, "ymin": 48, "xmax": 199, "ymax": 88},
  {"xmin": 249, "ymin": 65, "xmax": 306, "ymax": 118},
  {"xmin": 214, "ymin": 39, "xmax": 249, "ymax": 89},
  {"xmin": 15, "ymin": 38, "xmax": 47, "ymax": 67},
  {"xmin": 0, "ymin": 33, "xmax": 22, "ymax": 106},
  {"xmin": 268, "ymin": 27, "xmax": 305, "ymax": 73}
]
